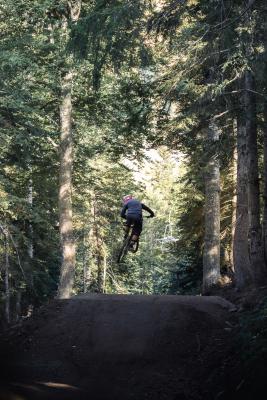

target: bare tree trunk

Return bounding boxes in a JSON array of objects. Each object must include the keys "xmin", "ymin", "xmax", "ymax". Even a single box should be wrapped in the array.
[
  {"xmin": 28, "ymin": 177, "xmax": 33, "ymax": 260},
  {"xmin": 263, "ymin": 101, "xmax": 267, "ymax": 265},
  {"xmin": 89, "ymin": 193, "xmax": 107, "ymax": 294},
  {"xmin": 230, "ymin": 122, "xmax": 237, "ymax": 271},
  {"xmin": 233, "ymin": 114, "xmax": 251, "ymax": 288},
  {"xmin": 96, "ymin": 250, "xmax": 104, "ymax": 293},
  {"xmin": 5, "ymin": 232, "xmax": 10, "ymax": 324},
  {"xmin": 82, "ymin": 228, "xmax": 92, "ymax": 293},
  {"xmin": 84, "ymin": 215, "xmax": 95, "ymax": 293},
  {"xmin": 93, "ymin": 200, "xmax": 104, "ymax": 293},
  {"xmin": 263, "ymin": 32, "xmax": 267, "ymax": 268},
  {"xmin": 83, "ymin": 260, "xmax": 91, "ymax": 293},
  {"xmin": 82, "ymin": 231, "xmax": 87, "ymax": 293},
  {"xmin": 15, "ymin": 290, "xmax": 21, "ymax": 322},
  {"xmin": 245, "ymin": 70, "xmax": 266, "ymax": 285},
  {"xmin": 102, "ymin": 254, "xmax": 107, "ymax": 294},
  {"xmin": 202, "ymin": 121, "xmax": 221, "ymax": 293},
  {"xmin": 58, "ymin": 68, "xmax": 75, "ymax": 299},
  {"xmin": 26, "ymin": 175, "xmax": 34, "ymax": 291},
  {"xmin": 57, "ymin": 2, "xmax": 81, "ymax": 298}
]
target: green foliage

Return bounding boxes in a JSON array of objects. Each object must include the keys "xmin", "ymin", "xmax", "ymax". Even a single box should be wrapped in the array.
[
  {"xmin": 236, "ymin": 296, "xmax": 267, "ymax": 386},
  {"xmin": 0, "ymin": 0, "xmax": 156, "ymax": 321},
  {"xmin": 70, "ymin": 0, "xmax": 148, "ymax": 89},
  {"xmin": 1, "ymin": 0, "xmax": 267, "ymax": 325}
]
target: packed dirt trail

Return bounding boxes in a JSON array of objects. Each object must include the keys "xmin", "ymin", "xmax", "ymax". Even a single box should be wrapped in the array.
[{"xmin": 0, "ymin": 294, "xmax": 238, "ymax": 400}]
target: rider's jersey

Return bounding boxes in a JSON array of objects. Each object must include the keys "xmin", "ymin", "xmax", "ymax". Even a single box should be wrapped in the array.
[{"xmin": 121, "ymin": 199, "xmax": 154, "ymax": 220}]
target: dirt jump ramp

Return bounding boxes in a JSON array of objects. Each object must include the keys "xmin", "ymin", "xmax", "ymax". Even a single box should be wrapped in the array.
[{"xmin": 0, "ymin": 294, "xmax": 237, "ymax": 400}]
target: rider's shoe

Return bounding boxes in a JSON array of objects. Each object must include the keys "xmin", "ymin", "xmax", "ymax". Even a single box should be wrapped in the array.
[{"xmin": 129, "ymin": 241, "xmax": 135, "ymax": 252}]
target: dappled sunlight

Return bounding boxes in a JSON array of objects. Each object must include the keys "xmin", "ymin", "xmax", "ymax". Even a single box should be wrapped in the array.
[
  {"xmin": 1, "ymin": 0, "xmax": 266, "ymax": 398},
  {"xmin": 37, "ymin": 381, "xmax": 80, "ymax": 390},
  {"xmin": 2, "ymin": 381, "xmax": 83, "ymax": 400}
]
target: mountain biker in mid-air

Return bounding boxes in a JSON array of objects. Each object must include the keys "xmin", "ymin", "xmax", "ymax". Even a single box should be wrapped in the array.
[{"xmin": 120, "ymin": 195, "xmax": 155, "ymax": 248}]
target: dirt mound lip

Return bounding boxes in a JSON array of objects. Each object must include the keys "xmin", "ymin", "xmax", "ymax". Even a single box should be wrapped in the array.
[{"xmin": 0, "ymin": 294, "xmax": 237, "ymax": 400}]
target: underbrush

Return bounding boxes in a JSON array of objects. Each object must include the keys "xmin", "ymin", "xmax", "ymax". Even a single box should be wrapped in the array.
[
  {"xmin": 237, "ymin": 296, "xmax": 267, "ymax": 384},
  {"xmin": 219, "ymin": 293, "xmax": 267, "ymax": 399}
]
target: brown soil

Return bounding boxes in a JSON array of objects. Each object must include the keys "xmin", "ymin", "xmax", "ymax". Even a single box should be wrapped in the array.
[{"xmin": 0, "ymin": 292, "xmax": 262, "ymax": 400}]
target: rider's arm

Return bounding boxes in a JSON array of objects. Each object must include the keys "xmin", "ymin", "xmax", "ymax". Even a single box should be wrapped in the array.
[
  {"xmin": 121, "ymin": 204, "xmax": 128, "ymax": 219},
  {"xmin": 141, "ymin": 203, "xmax": 155, "ymax": 217}
]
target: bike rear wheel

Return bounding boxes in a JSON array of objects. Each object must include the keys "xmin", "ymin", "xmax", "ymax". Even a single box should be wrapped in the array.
[
  {"xmin": 131, "ymin": 239, "xmax": 139, "ymax": 253},
  {"xmin": 117, "ymin": 235, "xmax": 131, "ymax": 263}
]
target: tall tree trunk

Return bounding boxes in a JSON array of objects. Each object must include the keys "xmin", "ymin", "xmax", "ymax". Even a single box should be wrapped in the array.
[
  {"xmin": 263, "ymin": 32, "xmax": 267, "ymax": 267},
  {"xmin": 82, "ymin": 230, "xmax": 87, "ymax": 293},
  {"xmin": 244, "ymin": 70, "xmax": 266, "ymax": 285},
  {"xmin": 26, "ymin": 175, "xmax": 34, "ymax": 291},
  {"xmin": 4, "ymin": 231, "xmax": 10, "ymax": 324},
  {"xmin": 263, "ymin": 101, "xmax": 267, "ymax": 265},
  {"xmin": 92, "ymin": 198, "xmax": 105, "ymax": 293},
  {"xmin": 58, "ymin": 68, "xmax": 75, "ymax": 299},
  {"xmin": 57, "ymin": 1, "xmax": 81, "ymax": 299},
  {"xmin": 27, "ymin": 176, "xmax": 33, "ymax": 260},
  {"xmin": 15, "ymin": 290, "xmax": 21, "ymax": 322},
  {"xmin": 83, "ymin": 259, "xmax": 92, "ymax": 293},
  {"xmin": 84, "ymin": 209, "xmax": 94, "ymax": 293},
  {"xmin": 233, "ymin": 114, "xmax": 251, "ymax": 288},
  {"xmin": 202, "ymin": 121, "xmax": 221, "ymax": 293},
  {"xmin": 102, "ymin": 253, "xmax": 107, "ymax": 294},
  {"xmin": 229, "ymin": 121, "xmax": 237, "ymax": 271},
  {"xmin": 82, "ymin": 227, "xmax": 92, "ymax": 293}
]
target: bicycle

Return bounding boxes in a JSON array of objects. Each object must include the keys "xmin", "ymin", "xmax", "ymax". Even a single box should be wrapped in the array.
[{"xmin": 117, "ymin": 216, "xmax": 152, "ymax": 264}]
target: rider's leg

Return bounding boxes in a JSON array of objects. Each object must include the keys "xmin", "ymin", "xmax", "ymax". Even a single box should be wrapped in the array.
[
  {"xmin": 123, "ymin": 223, "xmax": 130, "ymax": 235},
  {"xmin": 129, "ymin": 234, "xmax": 139, "ymax": 249},
  {"xmin": 131, "ymin": 219, "xmax": 143, "ymax": 243},
  {"xmin": 124, "ymin": 227, "xmax": 130, "ymax": 239},
  {"xmin": 129, "ymin": 221, "xmax": 141, "ymax": 252},
  {"xmin": 124, "ymin": 217, "xmax": 132, "ymax": 238}
]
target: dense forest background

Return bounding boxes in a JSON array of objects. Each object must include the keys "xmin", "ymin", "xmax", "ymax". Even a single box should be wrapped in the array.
[{"xmin": 1, "ymin": 0, "xmax": 267, "ymax": 325}]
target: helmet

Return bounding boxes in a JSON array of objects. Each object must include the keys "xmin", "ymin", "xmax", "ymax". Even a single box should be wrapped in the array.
[{"xmin": 122, "ymin": 194, "xmax": 133, "ymax": 204}]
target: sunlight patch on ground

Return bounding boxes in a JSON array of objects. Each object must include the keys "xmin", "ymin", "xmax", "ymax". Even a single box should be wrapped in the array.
[{"xmin": 37, "ymin": 381, "xmax": 80, "ymax": 390}]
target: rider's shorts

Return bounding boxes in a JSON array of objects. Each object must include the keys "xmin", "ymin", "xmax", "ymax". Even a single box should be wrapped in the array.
[{"xmin": 126, "ymin": 216, "xmax": 143, "ymax": 236}]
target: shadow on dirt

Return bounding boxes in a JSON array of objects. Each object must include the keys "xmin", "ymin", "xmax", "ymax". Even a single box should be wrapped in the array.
[{"xmin": 0, "ymin": 294, "xmax": 238, "ymax": 400}]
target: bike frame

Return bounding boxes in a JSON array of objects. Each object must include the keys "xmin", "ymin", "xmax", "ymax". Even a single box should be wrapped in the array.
[
  {"xmin": 117, "ymin": 216, "xmax": 151, "ymax": 264},
  {"xmin": 117, "ymin": 224, "xmax": 139, "ymax": 264}
]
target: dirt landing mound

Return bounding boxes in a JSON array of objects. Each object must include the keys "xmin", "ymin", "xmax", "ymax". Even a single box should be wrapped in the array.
[{"xmin": 0, "ymin": 294, "xmax": 237, "ymax": 400}]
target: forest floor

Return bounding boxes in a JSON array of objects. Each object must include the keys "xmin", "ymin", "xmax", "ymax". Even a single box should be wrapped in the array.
[{"xmin": 0, "ymin": 289, "xmax": 267, "ymax": 400}]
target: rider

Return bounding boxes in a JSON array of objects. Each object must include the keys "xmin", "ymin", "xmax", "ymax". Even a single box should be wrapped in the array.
[{"xmin": 120, "ymin": 195, "xmax": 155, "ymax": 245}]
